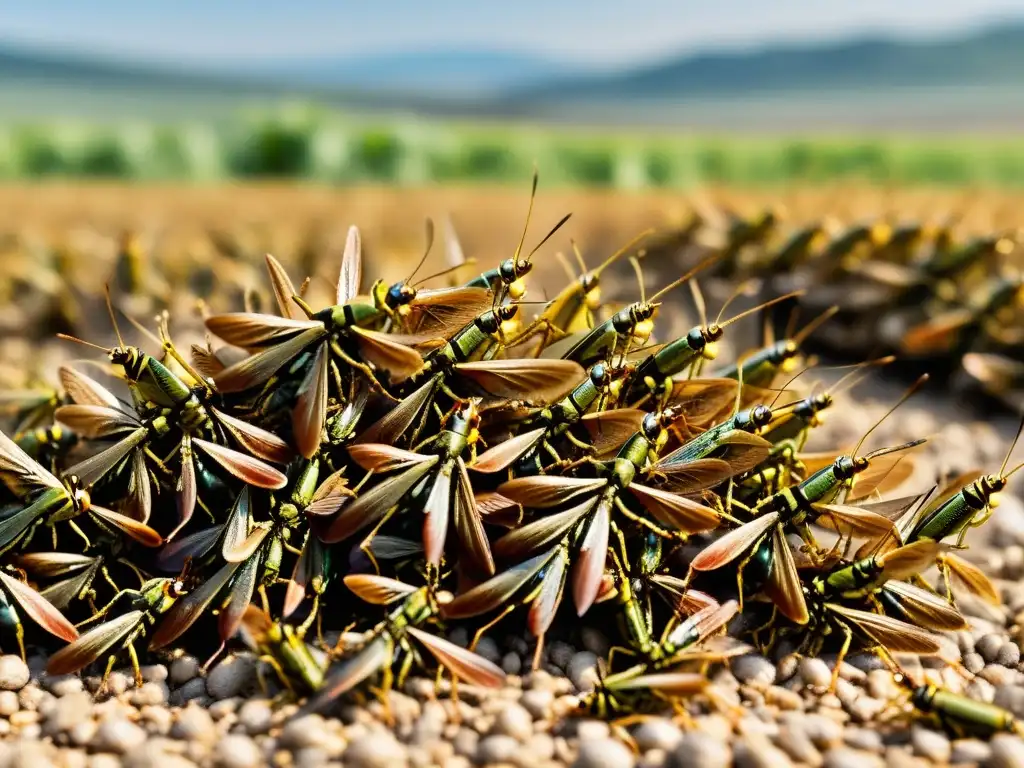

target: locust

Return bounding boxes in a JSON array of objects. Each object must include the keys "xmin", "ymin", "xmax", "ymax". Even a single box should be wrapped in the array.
[
  {"xmin": 495, "ymin": 407, "xmax": 730, "ymax": 617},
  {"xmin": 306, "ymin": 575, "xmax": 505, "ymax": 713},
  {"xmin": 47, "ymin": 573, "xmax": 189, "ymax": 690},
  {"xmin": 320, "ymin": 399, "xmax": 494, "ymax": 577},
  {"xmin": 207, "ymin": 225, "xmax": 424, "ymax": 458}
]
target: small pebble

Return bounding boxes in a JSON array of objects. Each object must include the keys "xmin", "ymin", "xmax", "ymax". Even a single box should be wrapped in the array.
[
  {"xmin": 581, "ymin": 628, "xmax": 610, "ymax": 657},
  {"xmin": 453, "ymin": 727, "xmax": 478, "ymax": 759},
  {"xmin": 576, "ymin": 719, "xmax": 612, "ymax": 741},
  {"xmin": 964, "ymin": 652, "xmax": 986, "ymax": 675},
  {"xmin": 170, "ymin": 705, "xmax": 217, "ymax": 743},
  {"xmin": 732, "ymin": 655, "xmax": 777, "ymax": 689},
  {"xmin": 633, "ymin": 718, "xmax": 683, "ymax": 752},
  {"xmin": 978, "ymin": 634, "xmax": 1005, "ymax": 664},
  {"xmin": 139, "ymin": 664, "xmax": 168, "ymax": 684},
  {"xmin": 910, "ymin": 726, "xmax": 951, "ymax": 763},
  {"xmin": 42, "ymin": 691, "xmax": 91, "ymax": 734},
  {"xmin": 989, "ymin": 734, "xmax": 1024, "ymax": 768},
  {"xmin": 45, "ymin": 675, "xmax": 84, "ymax": 697},
  {"xmin": 950, "ymin": 738, "xmax": 990, "ymax": 764},
  {"xmin": 734, "ymin": 736, "xmax": 792, "ymax": 768},
  {"xmin": 548, "ymin": 642, "xmax": 575, "ymax": 670},
  {"xmin": 520, "ymin": 689, "xmax": 554, "ymax": 719},
  {"xmin": 999, "ymin": 643, "xmax": 1022, "ymax": 668},
  {"xmin": 477, "ymin": 734, "xmax": 520, "ymax": 765},
  {"xmin": 344, "ymin": 732, "xmax": 408, "ymax": 768},
  {"xmin": 573, "ymin": 737, "xmax": 636, "ymax": 768},
  {"xmin": 475, "ymin": 637, "xmax": 501, "ymax": 664},
  {"xmin": 130, "ymin": 682, "xmax": 168, "ymax": 707},
  {"xmin": 493, "ymin": 702, "xmax": 533, "ymax": 741},
  {"xmin": 502, "ymin": 652, "xmax": 523, "ymax": 675},
  {"xmin": 822, "ymin": 747, "xmax": 883, "ymax": 768},
  {"xmin": 237, "ymin": 699, "xmax": 273, "ymax": 735},
  {"xmin": 169, "ymin": 678, "xmax": 207, "ymax": 706},
  {"xmin": 777, "ymin": 724, "xmax": 821, "ymax": 765},
  {"xmin": 568, "ymin": 651, "xmax": 600, "ymax": 692},
  {"xmin": 91, "ymin": 718, "xmax": 148, "ymax": 754},
  {"xmin": 169, "ymin": 657, "xmax": 201, "ymax": 686},
  {"xmin": 215, "ymin": 734, "xmax": 262, "ymax": 768},
  {"xmin": 799, "ymin": 658, "xmax": 833, "ymax": 690},
  {"xmin": 206, "ymin": 655, "xmax": 256, "ymax": 700},
  {"xmin": 844, "ymin": 727, "xmax": 883, "ymax": 753},
  {"xmin": 0, "ymin": 656, "xmax": 29, "ymax": 690},
  {"xmin": 525, "ymin": 732, "xmax": 555, "ymax": 761},
  {"xmin": 279, "ymin": 715, "xmax": 336, "ymax": 751},
  {"xmin": 0, "ymin": 689, "xmax": 19, "ymax": 716},
  {"xmin": 800, "ymin": 713, "xmax": 844, "ymax": 748},
  {"xmin": 667, "ymin": 732, "xmax": 731, "ymax": 768}
]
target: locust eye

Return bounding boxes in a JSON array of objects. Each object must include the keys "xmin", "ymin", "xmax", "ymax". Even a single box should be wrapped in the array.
[
  {"xmin": 590, "ymin": 364, "xmax": 608, "ymax": 385},
  {"xmin": 435, "ymin": 590, "xmax": 454, "ymax": 605},
  {"xmin": 581, "ymin": 274, "xmax": 597, "ymax": 291},
  {"xmin": 168, "ymin": 579, "xmax": 186, "ymax": 597}
]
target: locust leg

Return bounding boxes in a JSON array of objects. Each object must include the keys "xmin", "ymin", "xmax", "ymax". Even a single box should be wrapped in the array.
[
  {"xmin": 614, "ymin": 496, "xmax": 680, "ymax": 541},
  {"xmin": 358, "ymin": 507, "xmax": 398, "ymax": 576},
  {"xmin": 98, "ymin": 654, "xmax": 118, "ymax": 698},
  {"xmin": 127, "ymin": 640, "xmax": 144, "ymax": 688},
  {"xmin": 469, "ymin": 606, "xmax": 516, "ymax": 652},
  {"xmin": 605, "ymin": 645, "xmax": 637, "ymax": 672},
  {"xmin": 830, "ymin": 621, "xmax": 854, "ymax": 693},
  {"xmin": 298, "ymin": 595, "xmax": 320, "ymax": 639},
  {"xmin": 13, "ymin": 621, "xmax": 25, "ymax": 663}
]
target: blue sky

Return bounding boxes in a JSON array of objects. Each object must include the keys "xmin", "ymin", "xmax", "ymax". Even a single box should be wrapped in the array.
[{"xmin": 2, "ymin": 0, "xmax": 1022, "ymax": 68}]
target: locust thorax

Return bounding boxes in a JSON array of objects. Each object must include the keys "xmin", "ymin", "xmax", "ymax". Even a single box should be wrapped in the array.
[
  {"xmin": 66, "ymin": 477, "xmax": 91, "ymax": 512},
  {"xmin": 277, "ymin": 502, "xmax": 301, "ymax": 526}
]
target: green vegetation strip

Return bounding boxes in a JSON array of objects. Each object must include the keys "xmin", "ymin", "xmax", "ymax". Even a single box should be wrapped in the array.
[{"xmin": 0, "ymin": 114, "xmax": 1022, "ymax": 186}]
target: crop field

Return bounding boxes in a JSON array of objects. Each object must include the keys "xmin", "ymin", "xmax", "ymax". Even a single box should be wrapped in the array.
[
  {"xmin": 4, "ymin": 117, "xmax": 1024, "ymax": 187},
  {"xmin": 2, "ymin": 181, "xmax": 1024, "ymax": 767}
]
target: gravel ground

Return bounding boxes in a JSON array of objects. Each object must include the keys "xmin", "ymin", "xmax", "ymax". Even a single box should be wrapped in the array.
[{"xmin": 0, "ymin": 382, "xmax": 1022, "ymax": 768}]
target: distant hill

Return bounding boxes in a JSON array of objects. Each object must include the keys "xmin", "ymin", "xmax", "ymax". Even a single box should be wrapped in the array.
[
  {"xmin": 506, "ymin": 22, "xmax": 1024, "ymax": 103},
  {"xmin": 2, "ymin": 22, "xmax": 1024, "ymax": 129},
  {"xmin": 261, "ymin": 49, "xmax": 576, "ymax": 95}
]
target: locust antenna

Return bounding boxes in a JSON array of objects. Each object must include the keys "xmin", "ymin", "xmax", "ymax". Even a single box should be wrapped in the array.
[
  {"xmin": 648, "ymin": 253, "xmax": 722, "ymax": 304},
  {"xmin": 718, "ymin": 291, "xmax": 807, "ymax": 331},
  {"xmin": 630, "ymin": 256, "xmax": 647, "ymax": 303},
  {"xmin": 104, "ymin": 284, "xmax": 126, "ymax": 350},
  {"xmin": 592, "ymin": 229, "xmax": 654, "ymax": 278},
  {"xmin": 792, "ymin": 305, "xmax": 840, "ymax": 345},
  {"xmin": 999, "ymin": 414, "xmax": 1024, "ymax": 479},
  {"xmin": 853, "ymin": 374, "xmax": 929, "ymax": 458},
  {"xmin": 510, "ymin": 169, "xmax": 544, "ymax": 265},
  {"xmin": 56, "ymin": 334, "xmax": 110, "ymax": 354},
  {"xmin": 407, "ymin": 218, "xmax": 434, "ymax": 285},
  {"xmin": 689, "ymin": 279, "xmax": 708, "ymax": 329},
  {"xmin": 570, "ymin": 240, "xmax": 588, "ymax": 276},
  {"xmin": 526, "ymin": 212, "xmax": 573, "ymax": 264}
]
